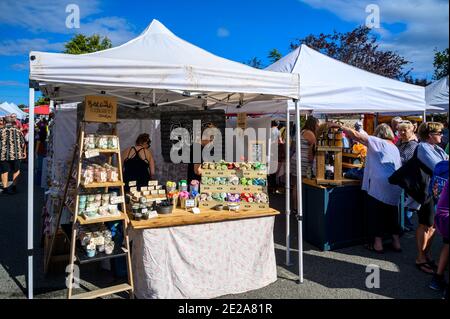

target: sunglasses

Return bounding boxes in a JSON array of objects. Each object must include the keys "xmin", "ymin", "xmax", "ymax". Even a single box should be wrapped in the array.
[{"xmin": 430, "ymin": 131, "xmax": 443, "ymax": 136}]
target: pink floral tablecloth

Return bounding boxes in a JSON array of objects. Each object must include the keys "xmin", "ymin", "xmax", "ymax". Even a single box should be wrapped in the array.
[{"xmin": 129, "ymin": 216, "xmax": 277, "ymax": 299}]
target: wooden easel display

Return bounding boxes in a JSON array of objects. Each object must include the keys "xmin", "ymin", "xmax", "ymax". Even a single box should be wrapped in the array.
[
  {"xmin": 315, "ymin": 128, "xmax": 343, "ymax": 185},
  {"xmin": 44, "ymin": 97, "xmax": 134, "ymax": 299}
]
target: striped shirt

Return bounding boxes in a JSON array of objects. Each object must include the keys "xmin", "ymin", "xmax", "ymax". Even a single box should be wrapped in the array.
[
  {"xmin": 396, "ymin": 139, "xmax": 419, "ymax": 165},
  {"xmin": 0, "ymin": 125, "xmax": 26, "ymax": 161}
]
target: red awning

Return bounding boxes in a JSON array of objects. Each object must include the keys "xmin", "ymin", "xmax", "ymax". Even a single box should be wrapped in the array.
[{"xmin": 24, "ymin": 105, "xmax": 50, "ymax": 115}]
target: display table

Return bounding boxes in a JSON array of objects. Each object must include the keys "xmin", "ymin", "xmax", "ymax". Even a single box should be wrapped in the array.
[
  {"xmin": 129, "ymin": 208, "xmax": 279, "ymax": 299},
  {"xmin": 302, "ymin": 178, "xmax": 366, "ymax": 251},
  {"xmin": 301, "ymin": 178, "xmax": 404, "ymax": 251}
]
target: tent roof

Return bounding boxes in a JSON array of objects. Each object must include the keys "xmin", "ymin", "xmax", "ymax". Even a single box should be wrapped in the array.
[
  {"xmin": 216, "ymin": 44, "xmax": 426, "ymax": 115},
  {"xmin": 0, "ymin": 102, "xmax": 27, "ymax": 119},
  {"xmin": 29, "ymin": 20, "xmax": 299, "ymax": 108},
  {"xmin": 24, "ymin": 104, "xmax": 50, "ymax": 115},
  {"xmin": 426, "ymin": 76, "xmax": 449, "ymax": 111}
]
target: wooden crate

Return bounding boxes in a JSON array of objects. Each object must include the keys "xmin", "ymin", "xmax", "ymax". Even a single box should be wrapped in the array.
[
  {"xmin": 202, "ymin": 169, "xmax": 237, "ymax": 177},
  {"xmin": 199, "ymin": 201, "xmax": 269, "ymax": 210},
  {"xmin": 201, "ymin": 185, "xmax": 267, "ymax": 193},
  {"xmin": 242, "ymin": 170, "xmax": 267, "ymax": 178}
]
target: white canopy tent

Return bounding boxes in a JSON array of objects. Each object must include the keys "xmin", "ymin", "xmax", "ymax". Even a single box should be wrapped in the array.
[
  {"xmin": 0, "ymin": 102, "xmax": 27, "ymax": 119},
  {"xmin": 28, "ymin": 19, "xmax": 301, "ymax": 298},
  {"xmin": 215, "ymin": 44, "xmax": 427, "ymax": 115},
  {"xmin": 426, "ymin": 76, "xmax": 449, "ymax": 112}
]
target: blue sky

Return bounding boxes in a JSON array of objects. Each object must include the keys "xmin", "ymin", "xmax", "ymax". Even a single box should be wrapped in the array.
[{"xmin": 0, "ymin": 0, "xmax": 448, "ymax": 105}]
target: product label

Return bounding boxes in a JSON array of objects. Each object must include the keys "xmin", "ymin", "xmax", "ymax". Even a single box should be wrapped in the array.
[{"xmin": 85, "ymin": 150, "xmax": 100, "ymax": 159}]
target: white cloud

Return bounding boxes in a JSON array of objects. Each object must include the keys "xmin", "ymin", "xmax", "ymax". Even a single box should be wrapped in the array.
[
  {"xmin": 0, "ymin": 80, "xmax": 27, "ymax": 87},
  {"xmin": 0, "ymin": 39, "xmax": 64, "ymax": 56},
  {"xmin": 217, "ymin": 27, "xmax": 230, "ymax": 38},
  {"xmin": 299, "ymin": 0, "xmax": 449, "ymax": 77},
  {"xmin": 0, "ymin": 0, "xmax": 136, "ymax": 51},
  {"xmin": 0, "ymin": 0, "xmax": 100, "ymax": 33},
  {"xmin": 10, "ymin": 62, "xmax": 29, "ymax": 71}
]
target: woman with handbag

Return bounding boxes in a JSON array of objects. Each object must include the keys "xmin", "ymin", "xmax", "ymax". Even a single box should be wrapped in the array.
[
  {"xmin": 413, "ymin": 123, "xmax": 448, "ymax": 274},
  {"xmin": 330, "ymin": 122, "xmax": 403, "ymax": 253}
]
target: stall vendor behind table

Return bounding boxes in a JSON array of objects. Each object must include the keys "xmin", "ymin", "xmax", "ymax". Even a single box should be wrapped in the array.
[
  {"xmin": 186, "ymin": 123, "xmax": 217, "ymax": 182},
  {"xmin": 122, "ymin": 133, "xmax": 155, "ymax": 191}
]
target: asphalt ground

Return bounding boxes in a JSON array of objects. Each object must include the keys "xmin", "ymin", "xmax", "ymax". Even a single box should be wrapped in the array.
[{"xmin": 0, "ymin": 164, "xmax": 447, "ymax": 299}]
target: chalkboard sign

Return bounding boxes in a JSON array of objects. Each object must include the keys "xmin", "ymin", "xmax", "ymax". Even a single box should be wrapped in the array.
[{"xmin": 160, "ymin": 110, "xmax": 226, "ymax": 162}]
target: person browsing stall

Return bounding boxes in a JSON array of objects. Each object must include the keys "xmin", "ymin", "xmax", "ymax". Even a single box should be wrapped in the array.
[
  {"xmin": 330, "ymin": 122, "xmax": 403, "ymax": 253},
  {"xmin": 122, "ymin": 133, "xmax": 155, "ymax": 190},
  {"xmin": 187, "ymin": 123, "xmax": 217, "ymax": 182}
]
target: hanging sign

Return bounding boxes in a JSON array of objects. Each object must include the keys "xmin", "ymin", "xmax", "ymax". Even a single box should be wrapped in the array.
[
  {"xmin": 237, "ymin": 113, "xmax": 247, "ymax": 130},
  {"xmin": 84, "ymin": 95, "xmax": 117, "ymax": 123}
]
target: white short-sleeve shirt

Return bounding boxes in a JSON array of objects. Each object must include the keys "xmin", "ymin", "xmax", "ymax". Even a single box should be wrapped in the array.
[{"xmin": 362, "ymin": 136, "xmax": 403, "ymax": 206}]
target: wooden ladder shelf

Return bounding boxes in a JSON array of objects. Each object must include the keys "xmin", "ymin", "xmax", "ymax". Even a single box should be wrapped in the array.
[{"xmin": 45, "ymin": 121, "xmax": 134, "ymax": 299}]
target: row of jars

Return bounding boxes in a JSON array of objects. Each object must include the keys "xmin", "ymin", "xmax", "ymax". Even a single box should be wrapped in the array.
[
  {"xmin": 78, "ymin": 192, "xmax": 121, "ymax": 217},
  {"xmin": 82, "ymin": 163, "xmax": 119, "ymax": 184},
  {"xmin": 84, "ymin": 134, "xmax": 119, "ymax": 150},
  {"xmin": 78, "ymin": 227, "xmax": 115, "ymax": 256}
]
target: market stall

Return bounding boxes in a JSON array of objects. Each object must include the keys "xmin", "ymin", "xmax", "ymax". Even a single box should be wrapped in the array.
[
  {"xmin": 214, "ymin": 44, "xmax": 427, "ymax": 256},
  {"xmin": 28, "ymin": 20, "xmax": 300, "ymax": 299}
]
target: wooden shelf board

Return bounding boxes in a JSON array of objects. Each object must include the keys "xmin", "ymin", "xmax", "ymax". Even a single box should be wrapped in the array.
[
  {"xmin": 129, "ymin": 207, "xmax": 279, "ymax": 230},
  {"xmin": 342, "ymin": 163, "xmax": 363, "ymax": 169},
  {"xmin": 302, "ymin": 178, "xmax": 361, "ymax": 188},
  {"xmin": 316, "ymin": 146, "xmax": 343, "ymax": 152},
  {"xmin": 76, "ymin": 246, "xmax": 128, "ymax": 264},
  {"xmin": 70, "ymin": 283, "xmax": 132, "ymax": 299},
  {"xmin": 81, "ymin": 182, "xmax": 124, "ymax": 188},
  {"xmin": 76, "ymin": 212, "xmax": 128, "ymax": 225},
  {"xmin": 84, "ymin": 149, "xmax": 119, "ymax": 154},
  {"xmin": 342, "ymin": 152, "xmax": 361, "ymax": 158}
]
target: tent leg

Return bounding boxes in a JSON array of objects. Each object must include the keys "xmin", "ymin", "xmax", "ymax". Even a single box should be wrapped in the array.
[
  {"xmin": 27, "ymin": 87, "xmax": 35, "ymax": 299},
  {"xmin": 423, "ymin": 111, "xmax": 427, "ymax": 123},
  {"xmin": 295, "ymin": 100, "xmax": 304, "ymax": 284},
  {"xmin": 285, "ymin": 105, "xmax": 292, "ymax": 266}
]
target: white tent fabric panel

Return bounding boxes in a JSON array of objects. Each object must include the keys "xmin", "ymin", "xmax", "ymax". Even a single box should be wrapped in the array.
[
  {"xmin": 0, "ymin": 102, "xmax": 27, "ymax": 119},
  {"xmin": 216, "ymin": 45, "xmax": 426, "ymax": 114},
  {"xmin": 426, "ymin": 76, "xmax": 449, "ymax": 111},
  {"xmin": 29, "ymin": 20, "xmax": 299, "ymax": 104}
]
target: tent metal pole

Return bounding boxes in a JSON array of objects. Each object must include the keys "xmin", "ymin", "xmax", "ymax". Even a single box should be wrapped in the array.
[
  {"xmin": 27, "ymin": 87, "xmax": 35, "ymax": 299},
  {"xmin": 423, "ymin": 111, "xmax": 427, "ymax": 123},
  {"xmin": 285, "ymin": 104, "xmax": 292, "ymax": 266},
  {"xmin": 295, "ymin": 99, "xmax": 304, "ymax": 283}
]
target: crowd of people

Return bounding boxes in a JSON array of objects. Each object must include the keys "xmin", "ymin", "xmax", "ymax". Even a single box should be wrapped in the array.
[
  {"xmin": 0, "ymin": 113, "xmax": 50, "ymax": 194},
  {"xmin": 284, "ymin": 115, "xmax": 449, "ymax": 299}
]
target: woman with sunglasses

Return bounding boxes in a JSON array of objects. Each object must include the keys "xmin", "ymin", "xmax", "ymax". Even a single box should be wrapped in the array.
[
  {"xmin": 122, "ymin": 133, "xmax": 155, "ymax": 191},
  {"xmin": 414, "ymin": 122, "xmax": 448, "ymax": 274}
]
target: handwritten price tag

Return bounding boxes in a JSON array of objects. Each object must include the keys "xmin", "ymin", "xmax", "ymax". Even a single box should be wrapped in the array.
[
  {"xmin": 185, "ymin": 199, "xmax": 196, "ymax": 208},
  {"xmin": 85, "ymin": 150, "xmax": 100, "ymax": 159}
]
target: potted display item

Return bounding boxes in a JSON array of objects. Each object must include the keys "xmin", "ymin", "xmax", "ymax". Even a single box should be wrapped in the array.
[{"xmin": 157, "ymin": 200, "xmax": 173, "ymax": 214}]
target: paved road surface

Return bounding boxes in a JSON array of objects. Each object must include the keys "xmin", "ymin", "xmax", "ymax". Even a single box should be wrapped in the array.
[{"xmin": 0, "ymin": 165, "xmax": 446, "ymax": 299}]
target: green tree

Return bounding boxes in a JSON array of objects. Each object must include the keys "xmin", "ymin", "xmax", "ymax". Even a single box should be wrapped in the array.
[
  {"xmin": 63, "ymin": 34, "xmax": 112, "ymax": 54},
  {"xmin": 291, "ymin": 26, "xmax": 411, "ymax": 80},
  {"xmin": 244, "ymin": 57, "xmax": 263, "ymax": 69},
  {"xmin": 404, "ymin": 76, "xmax": 430, "ymax": 87},
  {"xmin": 433, "ymin": 48, "xmax": 449, "ymax": 80},
  {"xmin": 35, "ymin": 96, "xmax": 49, "ymax": 106},
  {"xmin": 268, "ymin": 49, "xmax": 282, "ymax": 63}
]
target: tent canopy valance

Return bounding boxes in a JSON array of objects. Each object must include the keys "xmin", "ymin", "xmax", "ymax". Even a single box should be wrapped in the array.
[
  {"xmin": 426, "ymin": 76, "xmax": 449, "ymax": 112},
  {"xmin": 214, "ymin": 44, "xmax": 427, "ymax": 115},
  {"xmin": 29, "ymin": 20, "xmax": 299, "ymax": 108}
]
